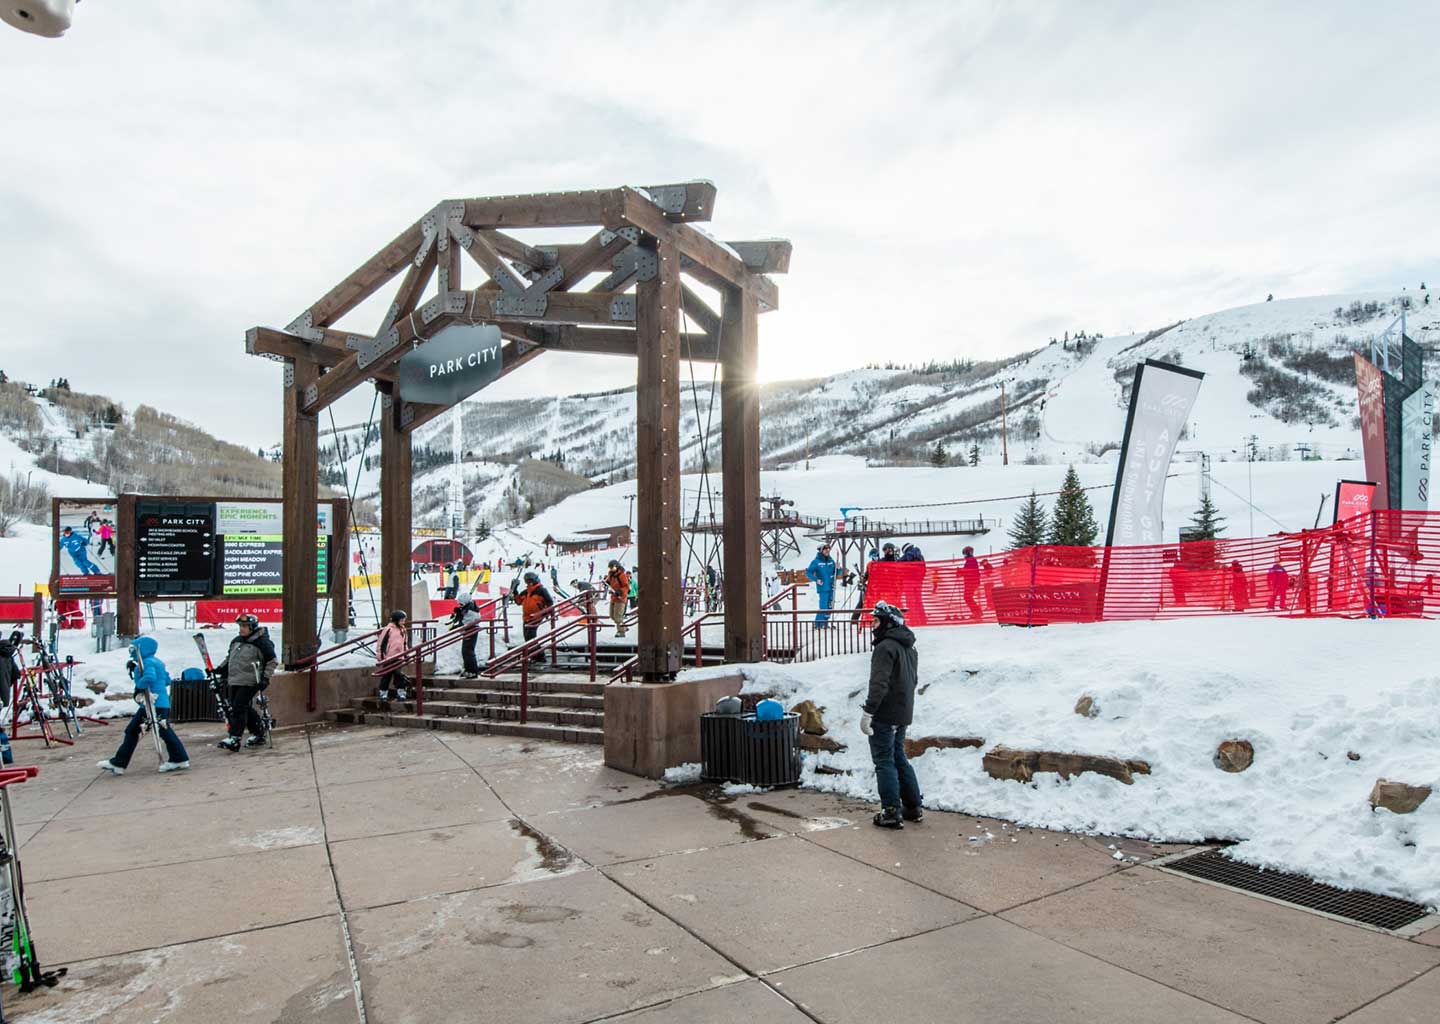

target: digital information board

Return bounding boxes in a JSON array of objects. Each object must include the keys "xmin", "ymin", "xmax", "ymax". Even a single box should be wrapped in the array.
[
  {"xmin": 135, "ymin": 501, "xmax": 216, "ymax": 596},
  {"xmin": 217, "ymin": 502, "xmax": 331, "ymax": 595}
]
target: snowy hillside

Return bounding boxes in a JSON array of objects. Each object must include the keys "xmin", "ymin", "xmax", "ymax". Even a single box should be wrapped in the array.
[{"xmin": 314, "ymin": 287, "xmax": 1436, "ymax": 530}]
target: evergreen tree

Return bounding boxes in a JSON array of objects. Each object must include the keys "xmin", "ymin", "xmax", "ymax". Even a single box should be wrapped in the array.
[
  {"xmin": 929, "ymin": 439, "xmax": 949, "ymax": 467},
  {"xmin": 1188, "ymin": 493, "xmax": 1226, "ymax": 540},
  {"xmin": 474, "ymin": 518, "xmax": 491, "ymax": 541},
  {"xmin": 968, "ymin": 442, "xmax": 980, "ymax": 467},
  {"xmin": 1008, "ymin": 491, "xmax": 1049, "ymax": 549},
  {"xmin": 1047, "ymin": 465, "xmax": 1099, "ymax": 546}
]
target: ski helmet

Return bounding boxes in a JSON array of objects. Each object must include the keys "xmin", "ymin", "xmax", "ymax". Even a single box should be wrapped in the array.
[
  {"xmin": 523, "ymin": 571, "xmax": 540, "ymax": 584},
  {"xmin": 390, "ymin": 609, "xmax": 408, "ymax": 623},
  {"xmin": 235, "ymin": 613, "xmax": 259, "ymax": 630},
  {"xmin": 882, "ymin": 542, "xmax": 897, "ymax": 555},
  {"xmin": 872, "ymin": 601, "xmax": 905, "ymax": 629},
  {"xmin": 963, "ymin": 546, "xmax": 974, "ymax": 556},
  {"xmin": 608, "ymin": 559, "xmax": 621, "ymax": 569}
]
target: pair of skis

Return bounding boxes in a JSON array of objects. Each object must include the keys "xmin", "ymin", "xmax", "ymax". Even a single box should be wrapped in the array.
[{"xmin": 192, "ymin": 634, "xmax": 273, "ymax": 749}]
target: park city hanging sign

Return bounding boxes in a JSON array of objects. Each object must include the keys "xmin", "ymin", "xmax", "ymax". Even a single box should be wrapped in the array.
[{"xmin": 397, "ymin": 323, "xmax": 504, "ymax": 407}]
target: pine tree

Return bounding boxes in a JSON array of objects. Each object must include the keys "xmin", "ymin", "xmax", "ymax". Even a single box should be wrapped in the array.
[
  {"xmin": 968, "ymin": 442, "xmax": 980, "ymax": 467},
  {"xmin": 1188, "ymin": 493, "xmax": 1226, "ymax": 540},
  {"xmin": 929, "ymin": 439, "xmax": 949, "ymax": 467},
  {"xmin": 1008, "ymin": 491, "xmax": 1049, "ymax": 549},
  {"xmin": 1047, "ymin": 466, "xmax": 1099, "ymax": 546}
]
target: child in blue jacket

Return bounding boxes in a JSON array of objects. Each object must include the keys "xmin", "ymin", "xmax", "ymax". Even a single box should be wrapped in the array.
[{"xmin": 98, "ymin": 636, "xmax": 189, "ymax": 774}]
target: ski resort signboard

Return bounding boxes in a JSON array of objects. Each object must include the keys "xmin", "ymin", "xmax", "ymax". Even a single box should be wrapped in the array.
[
  {"xmin": 1105, "ymin": 360, "xmax": 1204, "ymax": 548},
  {"xmin": 217, "ymin": 501, "xmax": 331, "ymax": 595},
  {"xmin": 397, "ymin": 323, "xmax": 504, "ymax": 406},
  {"xmin": 1399, "ymin": 379, "xmax": 1435, "ymax": 510},
  {"xmin": 134, "ymin": 501, "xmax": 215, "ymax": 596},
  {"xmin": 51, "ymin": 497, "xmax": 119, "ymax": 598}
]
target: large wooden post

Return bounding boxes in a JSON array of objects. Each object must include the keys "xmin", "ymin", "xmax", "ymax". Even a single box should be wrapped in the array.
[
  {"xmin": 721, "ymin": 285, "xmax": 763, "ymax": 662},
  {"xmin": 634, "ymin": 240, "xmax": 683, "ymax": 680},
  {"xmin": 115, "ymin": 492, "xmax": 138, "ymax": 637},
  {"xmin": 330, "ymin": 497, "xmax": 350, "ymax": 640},
  {"xmin": 379, "ymin": 391, "xmax": 413, "ymax": 623},
  {"xmin": 282, "ymin": 359, "xmax": 320, "ymax": 667}
]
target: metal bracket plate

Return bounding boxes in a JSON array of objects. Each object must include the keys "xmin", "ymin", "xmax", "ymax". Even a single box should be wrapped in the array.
[
  {"xmin": 355, "ymin": 326, "xmax": 400, "ymax": 370},
  {"xmin": 609, "ymin": 295, "xmax": 636, "ymax": 322},
  {"xmin": 599, "ymin": 226, "xmax": 640, "ymax": 247},
  {"xmin": 642, "ymin": 185, "xmax": 688, "ymax": 215},
  {"xmin": 283, "ymin": 363, "xmax": 295, "ymax": 388},
  {"xmin": 303, "ymin": 383, "xmax": 319, "ymax": 407},
  {"xmin": 493, "ymin": 293, "xmax": 550, "ymax": 318},
  {"xmin": 284, "ymin": 311, "xmax": 325, "ymax": 342}
]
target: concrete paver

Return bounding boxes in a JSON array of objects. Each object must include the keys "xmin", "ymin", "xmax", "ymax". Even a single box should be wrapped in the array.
[
  {"xmin": 1414, "ymin": 922, "xmax": 1440, "ymax": 947},
  {"xmin": 771, "ymin": 915, "xmax": 1249, "ymax": 1023},
  {"xmin": 24, "ymin": 786, "xmax": 324, "ymax": 880},
  {"xmin": 311, "ymin": 728, "xmax": 467, "ymax": 785},
  {"xmin": 807, "ymin": 812, "xmax": 1139, "ymax": 912},
  {"xmin": 1336, "ymin": 964, "xmax": 1440, "ymax": 1024},
  {"xmin": 348, "ymin": 870, "xmax": 745, "ymax": 1024},
  {"xmin": 607, "ymin": 979, "xmax": 812, "ymax": 1022},
  {"xmin": 481, "ymin": 751, "xmax": 661, "ymax": 815},
  {"xmin": 434, "ymin": 728, "xmax": 593, "ymax": 768},
  {"xmin": 1001, "ymin": 866, "xmax": 1440, "ymax": 1024},
  {"xmin": 330, "ymin": 818, "xmax": 585, "ymax": 909},
  {"xmin": 8, "ymin": 771, "xmax": 97, "ymax": 825},
  {"xmin": 7, "ymin": 915, "xmax": 357, "ymax": 1023},
  {"xmin": 319, "ymin": 767, "xmax": 510, "ymax": 841},
  {"xmin": 56, "ymin": 748, "xmax": 318, "ymax": 819},
  {"xmin": 27, "ymin": 843, "xmax": 338, "ymax": 963},
  {"xmin": 542, "ymin": 788, "xmax": 787, "ymax": 865},
  {"xmin": 606, "ymin": 835, "xmax": 978, "ymax": 973}
]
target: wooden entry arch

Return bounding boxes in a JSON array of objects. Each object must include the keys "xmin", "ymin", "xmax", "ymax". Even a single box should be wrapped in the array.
[{"xmin": 246, "ymin": 182, "xmax": 789, "ymax": 680}]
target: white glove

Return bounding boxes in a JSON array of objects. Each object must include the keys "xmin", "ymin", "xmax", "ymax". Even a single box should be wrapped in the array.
[{"xmin": 859, "ymin": 712, "xmax": 873, "ymax": 736}]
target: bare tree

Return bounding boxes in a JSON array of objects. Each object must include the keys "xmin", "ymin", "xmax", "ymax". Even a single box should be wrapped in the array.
[{"xmin": 0, "ymin": 470, "xmax": 49, "ymax": 538}]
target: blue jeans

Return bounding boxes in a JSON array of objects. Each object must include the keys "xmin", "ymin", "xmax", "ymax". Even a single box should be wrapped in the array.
[
  {"xmin": 815, "ymin": 586, "xmax": 834, "ymax": 626},
  {"xmin": 111, "ymin": 706, "xmax": 188, "ymax": 768},
  {"xmin": 868, "ymin": 722, "xmax": 921, "ymax": 811}
]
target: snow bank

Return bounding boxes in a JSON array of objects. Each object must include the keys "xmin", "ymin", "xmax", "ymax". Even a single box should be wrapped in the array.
[{"xmin": 685, "ymin": 617, "xmax": 1440, "ymax": 906}]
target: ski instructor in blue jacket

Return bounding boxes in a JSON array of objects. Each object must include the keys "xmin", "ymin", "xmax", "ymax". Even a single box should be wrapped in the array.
[{"xmin": 807, "ymin": 543, "xmax": 838, "ymax": 628}]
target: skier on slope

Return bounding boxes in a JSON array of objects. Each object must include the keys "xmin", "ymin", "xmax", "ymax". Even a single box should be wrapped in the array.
[
  {"xmin": 213, "ymin": 614, "xmax": 278, "ymax": 751},
  {"xmin": 511, "ymin": 571, "xmax": 554, "ymax": 662},
  {"xmin": 859, "ymin": 601, "xmax": 922, "ymax": 829},
  {"xmin": 97, "ymin": 636, "xmax": 189, "ymax": 775},
  {"xmin": 807, "ymin": 543, "xmax": 838, "ymax": 628},
  {"xmin": 59, "ymin": 525, "xmax": 101, "ymax": 576}
]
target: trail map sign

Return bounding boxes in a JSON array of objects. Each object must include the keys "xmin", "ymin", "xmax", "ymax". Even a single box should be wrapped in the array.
[
  {"xmin": 135, "ymin": 501, "xmax": 215, "ymax": 596},
  {"xmin": 397, "ymin": 323, "xmax": 503, "ymax": 406},
  {"xmin": 217, "ymin": 502, "xmax": 331, "ymax": 595}
]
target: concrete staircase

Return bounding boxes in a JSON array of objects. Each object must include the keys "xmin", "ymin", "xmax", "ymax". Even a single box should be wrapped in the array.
[{"xmin": 325, "ymin": 673, "xmax": 606, "ymax": 745}]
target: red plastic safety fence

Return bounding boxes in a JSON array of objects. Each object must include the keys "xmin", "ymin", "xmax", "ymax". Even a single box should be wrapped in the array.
[{"xmin": 862, "ymin": 510, "xmax": 1440, "ymax": 627}]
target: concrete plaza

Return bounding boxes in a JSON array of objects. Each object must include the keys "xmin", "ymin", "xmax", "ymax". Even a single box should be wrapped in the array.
[{"xmin": 5, "ymin": 723, "xmax": 1438, "ymax": 1023}]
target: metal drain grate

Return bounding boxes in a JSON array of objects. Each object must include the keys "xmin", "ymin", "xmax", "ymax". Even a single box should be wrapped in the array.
[{"xmin": 1164, "ymin": 848, "xmax": 1430, "ymax": 931}]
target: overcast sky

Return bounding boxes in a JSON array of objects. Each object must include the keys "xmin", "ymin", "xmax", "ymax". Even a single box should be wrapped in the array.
[{"xmin": 2, "ymin": 1, "xmax": 1436, "ymax": 448}]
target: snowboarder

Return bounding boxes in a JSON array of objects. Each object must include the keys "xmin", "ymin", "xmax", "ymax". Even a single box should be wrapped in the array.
[
  {"xmin": 212, "ymin": 614, "xmax": 278, "ymax": 751},
  {"xmin": 806, "ymin": 544, "xmax": 837, "ymax": 627},
  {"xmin": 859, "ymin": 601, "xmax": 921, "ymax": 829},
  {"xmin": 1230, "ymin": 561, "xmax": 1251, "ymax": 612},
  {"xmin": 449, "ymin": 592, "xmax": 483, "ymax": 678},
  {"xmin": 1266, "ymin": 561, "xmax": 1289, "ymax": 611},
  {"xmin": 58, "ymin": 525, "xmax": 101, "ymax": 576},
  {"xmin": 97, "ymin": 636, "xmax": 189, "ymax": 774},
  {"xmin": 605, "ymin": 560, "xmax": 631, "ymax": 637},
  {"xmin": 377, "ymin": 610, "xmax": 410, "ymax": 701},
  {"xmin": 960, "ymin": 545, "xmax": 983, "ymax": 620},
  {"xmin": 511, "ymin": 571, "xmax": 554, "ymax": 661}
]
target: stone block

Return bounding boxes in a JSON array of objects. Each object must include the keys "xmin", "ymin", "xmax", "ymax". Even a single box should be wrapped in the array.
[{"xmin": 605, "ymin": 672, "xmax": 743, "ymax": 778}]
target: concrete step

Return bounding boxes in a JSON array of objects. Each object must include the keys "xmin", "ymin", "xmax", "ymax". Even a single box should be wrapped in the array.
[
  {"xmin": 421, "ymin": 687, "xmax": 604, "ymax": 710},
  {"xmin": 325, "ymin": 708, "xmax": 604, "ymax": 745},
  {"xmin": 457, "ymin": 674, "xmax": 608, "ymax": 696},
  {"xmin": 350, "ymin": 698, "xmax": 603, "ymax": 729}
]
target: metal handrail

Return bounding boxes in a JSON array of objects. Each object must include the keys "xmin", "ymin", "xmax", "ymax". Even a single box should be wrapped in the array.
[{"xmin": 481, "ymin": 590, "xmax": 597, "ymax": 677}]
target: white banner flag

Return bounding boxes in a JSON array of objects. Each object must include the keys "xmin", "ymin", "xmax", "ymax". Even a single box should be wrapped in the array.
[
  {"xmin": 1400, "ymin": 379, "xmax": 1435, "ymax": 510},
  {"xmin": 1105, "ymin": 360, "xmax": 1205, "ymax": 547}
]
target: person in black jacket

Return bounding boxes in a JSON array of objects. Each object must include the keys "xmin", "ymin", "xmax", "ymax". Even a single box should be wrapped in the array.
[
  {"xmin": 213, "ymin": 614, "xmax": 278, "ymax": 751},
  {"xmin": 860, "ymin": 600, "xmax": 922, "ymax": 829}
]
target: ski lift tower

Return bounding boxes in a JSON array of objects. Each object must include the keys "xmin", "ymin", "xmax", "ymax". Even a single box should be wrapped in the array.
[{"xmin": 449, "ymin": 405, "xmax": 465, "ymax": 539}]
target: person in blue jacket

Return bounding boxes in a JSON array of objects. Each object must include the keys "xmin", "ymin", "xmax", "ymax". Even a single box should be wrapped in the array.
[
  {"xmin": 59, "ymin": 525, "xmax": 101, "ymax": 575},
  {"xmin": 97, "ymin": 636, "xmax": 189, "ymax": 775},
  {"xmin": 807, "ymin": 543, "xmax": 838, "ymax": 627}
]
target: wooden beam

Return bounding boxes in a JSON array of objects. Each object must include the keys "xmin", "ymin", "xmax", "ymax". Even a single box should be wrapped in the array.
[
  {"xmin": 451, "ymin": 221, "xmax": 529, "ymax": 294},
  {"xmin": 634, "ymin": 240, "xmax": 684, "ymax": 680},
  {"xmin": 557, "ymin": 229, "xmax": 634, "ymax": 291},
  {"xmin": 725, "ymin": 239, "xmax": 792, "ymax": 274},
  {"xmin": 509, "ymin": 324, "xmax": 716, "ymax": 360},
  {"xmin": 330, "ymin": 497, "xmax": 350, "ymax": 641},
  {"xmin": 290, "ymin": 218, "xmax": 426, "ymax": 332},
  {"xmin": 480, "ymin": 229, "xmax": 551, "ymax": 271},
  {"xmin": 246, "ymin": 327, "xmax": 400, "ymax": 381},
  {"xmin": 282, "ymin": 359, "xmax": 321, "ymax": 667},
  {"xmin": 379, "ymin": 392, "xmax": 413, "ymax": 620},
  {"xmin": 613, "ymin": 187, "xmax": 782, "ymax": 311},
  {"xmin": 459, "ymin": 181, "xmax": 715, "ymax": 230},
  {"xmin": 721, "ymin": 285, "xmax": 763, "ymax": 663},
  {"xmin": 679, "ymin": 284, "xmax": 721, "ymax": 338}
]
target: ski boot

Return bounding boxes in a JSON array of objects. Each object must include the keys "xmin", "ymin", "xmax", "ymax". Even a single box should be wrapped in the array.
[
  {"xmin": 158, "ymin": 760, "xmax": 190, "ymax": 773},
  {"xmin": 902, "ymin": 805, "xmax": 924, "ymax": 823},
  {"xmin": 96, "ymin": 759, "xmax": 125, "ymax": 775},
  {"xmin": 873, "ymin": 806, "xmax": 904, "ymax": 830},
  {"xmin": 217, "ymin": 737, "xmax": 241, "ymax": 752},
  {"xmin": 244, "ymin": 735, "xmax": 267, "ymax": 749}
]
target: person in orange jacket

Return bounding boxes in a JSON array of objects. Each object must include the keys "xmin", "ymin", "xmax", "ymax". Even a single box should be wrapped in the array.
[
  {"xmin": 604, "ymin": 560, "xmax": 631, "ymax": 637},
  {"xmin": 511, "ymin": 571, "xmax": 554, "ymax": 662}
]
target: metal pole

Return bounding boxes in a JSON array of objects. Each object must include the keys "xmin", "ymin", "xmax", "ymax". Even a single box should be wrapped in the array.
[{"xmin": 1000, "ymin": 381, "xmax": 1009, "ymax": 466}]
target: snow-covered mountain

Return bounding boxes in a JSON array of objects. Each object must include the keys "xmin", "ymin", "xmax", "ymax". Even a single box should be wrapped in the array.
[{"xmin": 317, "ymin": 287, "xmax": 1436, "ymax": 528}]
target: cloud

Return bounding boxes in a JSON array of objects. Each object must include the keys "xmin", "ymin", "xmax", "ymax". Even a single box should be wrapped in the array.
[{"xmin": 1, "ymin": 0, "xmax": 1435, "ymax": 447}]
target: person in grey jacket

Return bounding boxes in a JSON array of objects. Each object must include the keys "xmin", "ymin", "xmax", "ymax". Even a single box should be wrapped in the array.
[
  {"xmin": 213, "ymin": 614, "xmax": 278, "ymax": 751},
  {"xmin": 860, "ymin": 600, "xmax": 922, "ymax": 829}
]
